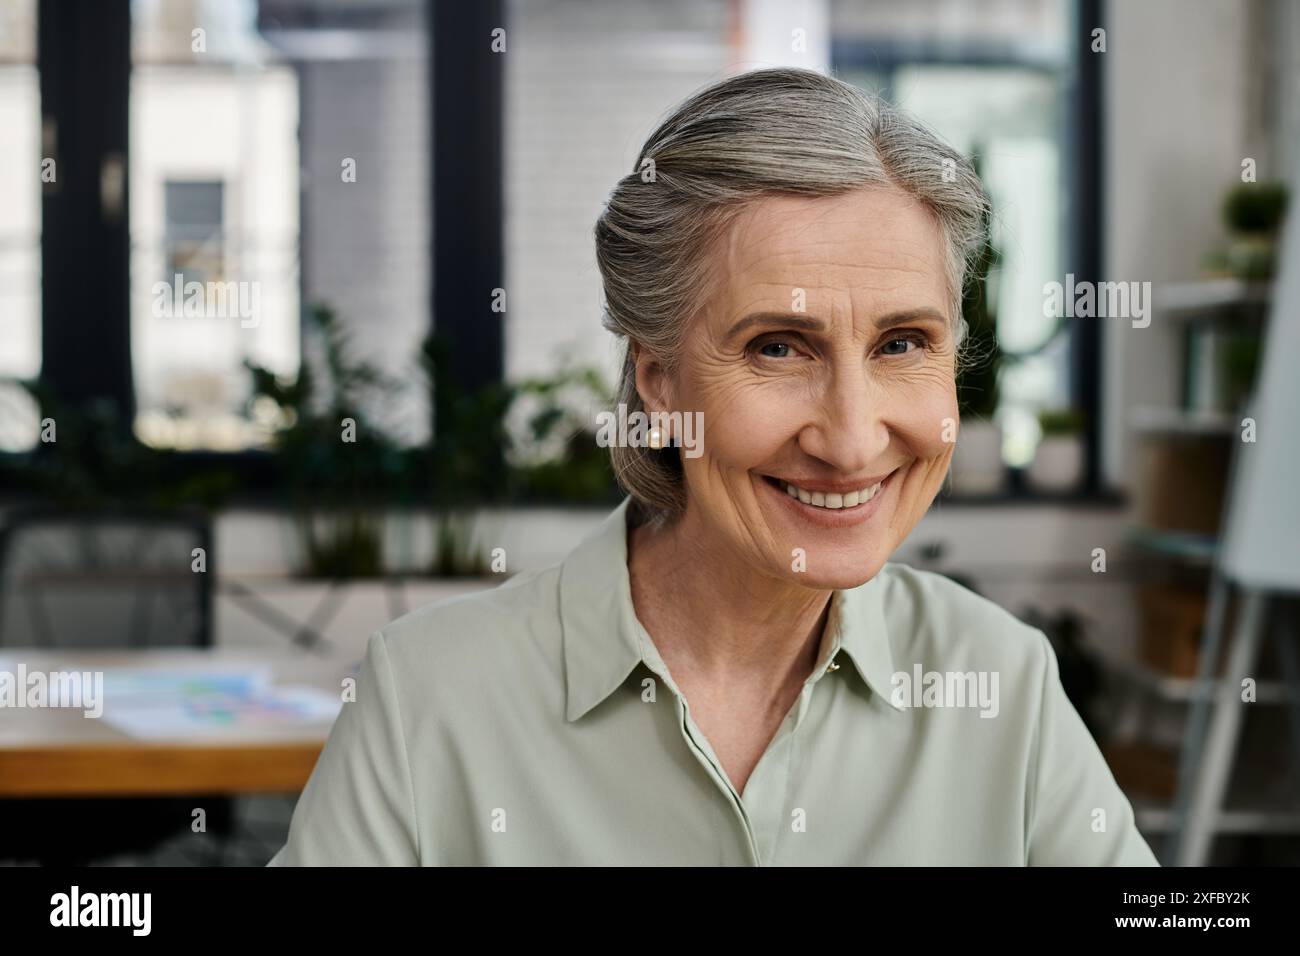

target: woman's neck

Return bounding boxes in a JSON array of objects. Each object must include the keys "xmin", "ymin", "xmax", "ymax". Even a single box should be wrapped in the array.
[{"xmin": 627, "ymin": 505, "xmax": 833, "ymax": 699}]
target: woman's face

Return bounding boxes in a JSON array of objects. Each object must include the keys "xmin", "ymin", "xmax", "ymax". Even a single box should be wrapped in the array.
[{"xmin": 642, "ymin": 185, "xmax": 959, "ymax": 590}]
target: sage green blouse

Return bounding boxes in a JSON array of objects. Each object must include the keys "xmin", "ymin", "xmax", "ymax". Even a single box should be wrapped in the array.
[{"xmin": 269, "ymin": 498, "xmax": 1158, "ymax": 866}]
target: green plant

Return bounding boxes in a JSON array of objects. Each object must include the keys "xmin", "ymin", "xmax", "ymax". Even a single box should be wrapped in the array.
[
  {"xmin": 246, "ymin": 305, "xmax": 408, "ymax": 578},
  {"xmin": 956, "ymin": 149, "xmax": 1002, "ymax": 421},
  {"xmin": 429, "ymin": 509, "xmax": 488, "ymax": 577},
  {"xmin": 416, "ymin": 334, "xmax": 617, "ymax": 574},
  {"xmin": 4, "ymin": 383, "xmax": 234, "ymax": 510},
  {"xmin": 1223, "ymin": 181, "xmax": 1289, "ymax": 234},
  {"xmin": 507, "ymin": 364, "xmax": 617, "ymax": 504},
  {"xmin": 1037, "ymin": 407, "xmax": 1085, "ymax": 437},
  {"xmin": 416, "ymin": 332, "xmax": 513, "ymax": 576},
  {"xmin": 419, "ymin": 333, "xmax": 516, "ymax": 506}
]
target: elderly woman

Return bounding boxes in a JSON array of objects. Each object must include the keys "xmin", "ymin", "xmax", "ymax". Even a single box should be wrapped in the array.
[{"xmin": 270, "ymin": 68, "xmax": 1157, "ymax": 866}]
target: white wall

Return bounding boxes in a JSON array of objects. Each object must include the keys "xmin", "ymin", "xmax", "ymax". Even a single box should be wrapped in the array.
[
  {"xmin": 297, "ymin": 45, "xmax": 431, "ymax": 447},
  {"xmin": 503, "ymin": 0, "xmax": 730, "ymax": 386},
  {"xmin": 213, "ymin": 500, "xmax": 1139, "ymax": 665},
  {"xmin": 1101, "ymin": 0, "xmax": 1290, "ymax": 489},
  {"xmin": 0, "ymin": 65, "xmax": 40, "ymax": 387}
]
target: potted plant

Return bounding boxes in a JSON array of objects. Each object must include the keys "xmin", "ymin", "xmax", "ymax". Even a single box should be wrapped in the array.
[
  {"xmin": 417, "ymin": 334, "xmax": 617, "ymax": 576},
  {"xmin": 1028, "ymin": 407, "xmax": 1085, "ymax": 493},
  {"xmin": 506, "ymin": 364, "xmax": 617, "ymax": 505},
  {"xmin": 6, "ymin": 382, "xmax": 236, "ymax": 510},
  {"xmin": 1221, "ymin": 180, "xmax": 1289, "ymax": 280},
  {"xmin": 949, "ymin": 149, "xmax": 1005, "ymax": 495},
  {"xmin": 245, "ymin": 305, "xmax": 408, "ymax": 578},
  {"xmin": 417, "ymin": 333, "xmax": 514, "ymax": 577}
]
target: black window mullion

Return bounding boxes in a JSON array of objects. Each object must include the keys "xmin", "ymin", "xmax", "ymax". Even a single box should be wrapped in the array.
[
  {"xmin": 1066, "ymin": 0, "xmax": 1107, "ymax": 495},
  {"xmin": 38, "ymin": 0, "xmax": 134, "ymax": 431}
]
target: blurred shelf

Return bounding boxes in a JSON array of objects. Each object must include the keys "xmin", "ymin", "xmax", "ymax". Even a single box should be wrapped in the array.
[
  {"xmin": 1159, "ymin": 278, "xmax": 1272, "ymax": 319},
  {"xmin": 1126, "ymin": 526, "xmax": 1218, "ymax": 566},
  {"xmin": 1096, "ymin": 641, "xmax": 1298, "ymax": 703},
  {"xmin": 1122, "ymin": 277, "xmax": 1280, "ymax": 862},
  {"xmin": 1129, "ymin": 405, "xmax": 1237, "ymax": 436}
]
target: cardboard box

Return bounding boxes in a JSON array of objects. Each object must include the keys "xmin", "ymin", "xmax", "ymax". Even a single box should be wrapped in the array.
[
  {"xmin": 1139, "ymin": 583, "xmax": 1219, "ymax": 678},
  {"xmin": 1134, "ymin": 438, "xmax": 1231, "ymax": 535}
]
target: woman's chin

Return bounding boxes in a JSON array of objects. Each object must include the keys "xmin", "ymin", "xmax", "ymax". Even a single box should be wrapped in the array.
[{"xmin": 777, "ymin": 546, "xmax": 889, "ymax": 591}]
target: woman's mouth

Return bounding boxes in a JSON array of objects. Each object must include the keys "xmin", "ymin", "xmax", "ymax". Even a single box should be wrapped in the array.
[
  {"xmin": 758, "ymin": 469, "xmax": 899, "ymax": 525},
  {"xmin": 772, "ymin": 477, "xmax": 884, "ymax": 510}
]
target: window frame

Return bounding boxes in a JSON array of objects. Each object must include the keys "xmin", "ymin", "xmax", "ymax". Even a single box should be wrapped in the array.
[
  {"xmin": 831, "ymin": 0, "xmax": 1109, "ymax": 502},
  {"xmin": 13, "ymin": 0, "xmax": 1110, "ymax": 506}
]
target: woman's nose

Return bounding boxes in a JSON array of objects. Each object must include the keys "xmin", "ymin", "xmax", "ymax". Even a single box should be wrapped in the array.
[{"xmin": 799, "ymin": 368, "xmax": 890, "ymax": 476}]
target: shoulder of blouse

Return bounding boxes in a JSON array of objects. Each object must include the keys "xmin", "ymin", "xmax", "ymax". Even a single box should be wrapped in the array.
[
  {"xmin": 870, "ymin": 560, "xmax": 1054, "ymax": 682},
  {"xmin": 373, "ymin": 561, "xmax": 568, "ymax": 702}
]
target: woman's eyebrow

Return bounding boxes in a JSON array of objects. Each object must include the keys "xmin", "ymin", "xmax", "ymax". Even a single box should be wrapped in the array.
[
  {"xmin": 725, "ymin": 307, "xmax": 948, "ymax": 341},
  {"xmin": 725, "ymin": 313, "xmax": 825, "ymax": 341}
]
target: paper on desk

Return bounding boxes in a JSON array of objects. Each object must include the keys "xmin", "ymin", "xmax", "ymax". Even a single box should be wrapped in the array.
[{"xmin": 96, "ymin": 668, "xmax": 343, "ymax": 740}]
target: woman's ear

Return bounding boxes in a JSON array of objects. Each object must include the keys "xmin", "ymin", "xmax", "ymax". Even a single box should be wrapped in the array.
[{"xmin": 631, "ymin": 343, "xmax": 674, "ymax": 415}]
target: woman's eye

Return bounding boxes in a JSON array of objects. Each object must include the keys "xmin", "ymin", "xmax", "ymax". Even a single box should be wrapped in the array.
[
  {"xmin": 880, "ymin": 334, "xmax": 923, "ymax": 356},
  {"xmin": 758, "ymin": 341, "xmax": 792, "ymax": 358}
]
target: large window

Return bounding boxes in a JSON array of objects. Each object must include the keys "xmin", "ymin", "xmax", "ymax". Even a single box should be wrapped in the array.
[
  {"xmin": 0, "ymin": 0, "xmax": 40, "ymax": 452},
  {"xmin": 131, "ymin": 0, "xmax": 301, "ymax": 451},
  {"xmin": 8, "ymin": 0, "xmax": 430, "ymax": 465},
  {"xmin": 9, "ymin": 0, "xmax": 1100, "ymax": 497},
  {"xmin": 504, "ymin": 0, "xmax": 1094, "ymax": 485},
  {"xmin": 163, "ymin": 180, "xmax": 226, "ymax": 286},
  {"xmin": 504, "ymin": 0, "xmax": 729, "ymax": 389},
  {"xmin": 259, "ymin": 0, "xmax": 431, "ymax": 447},
  {"xmin": 833, "ymin": 0, "xmax": 1075, "ymax": 469}
]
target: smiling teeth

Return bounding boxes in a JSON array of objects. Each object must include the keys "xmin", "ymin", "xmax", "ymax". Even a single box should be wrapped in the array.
[{"xmin": 783, "ymin": 479, "xmax": 883, "ymax": 509}]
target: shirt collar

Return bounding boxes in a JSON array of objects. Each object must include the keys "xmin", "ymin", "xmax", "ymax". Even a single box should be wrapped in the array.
[
  {"xmin": 559, "ymin": 498, "xmax": 903, "ymax": 721},
  {"xmin": 559, "ymin": 499, "xmax": 646, "ymax": 722},
  {"xmin": 824, "ymin": 571, "xmax": 905, "ymax": 712}
]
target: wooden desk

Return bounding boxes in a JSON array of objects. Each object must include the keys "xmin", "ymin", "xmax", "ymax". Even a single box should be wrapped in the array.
[{"xmin": 0, "ymin": 649, "xmax": 348, "ymax": 797}]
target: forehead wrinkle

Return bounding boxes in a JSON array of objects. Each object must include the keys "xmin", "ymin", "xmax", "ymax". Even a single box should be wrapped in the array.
[
  {"xmin": 712, "ymin": 192, "xmax": 952, "ymax": 340},
  {"xmin": 728, "ymin": 219, "xmax": 944, "ymax": 284},
  {"xmin": 724, "ymin": 249, "xmax": 937, "ymax": 324},
  {"xmin": 739, "ymin": 191, "xmax": 937, "ymax": 257},
  {"xmin": 722, "ymin": 199, "xmax": 867, "ymax": 277}
]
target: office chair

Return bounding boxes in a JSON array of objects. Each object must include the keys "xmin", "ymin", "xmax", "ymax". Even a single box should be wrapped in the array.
[{"xmin": 0, "ymin": 506, "xmax": 235, "ymax": 864}]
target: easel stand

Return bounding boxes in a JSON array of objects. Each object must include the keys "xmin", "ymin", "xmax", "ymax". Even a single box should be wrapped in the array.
[{"xmin": 1166, "ymin": 573, "xmax": 1300, "ymax": 865}]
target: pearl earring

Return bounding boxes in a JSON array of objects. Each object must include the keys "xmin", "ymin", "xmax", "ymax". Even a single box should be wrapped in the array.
[{"xmin": 648, "ymin": 427, "xmax": 664, "ymax": 449}]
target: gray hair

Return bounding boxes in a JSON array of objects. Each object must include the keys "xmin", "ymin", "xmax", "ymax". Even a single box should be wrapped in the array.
[{"xmin": 594, "ymin": 67, "xmax": 989, "ymax": 523}]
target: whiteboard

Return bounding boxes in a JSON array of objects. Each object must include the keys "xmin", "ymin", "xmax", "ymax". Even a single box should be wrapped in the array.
[{"xmin": 1219, "ymin": 161, "xmax": 1300, "ymax": 592}]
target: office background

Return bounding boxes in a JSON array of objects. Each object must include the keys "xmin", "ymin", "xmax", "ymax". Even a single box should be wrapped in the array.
[{"xmin": 0, "ymin": 0, "xmax": 1297, "ymax": 866}]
